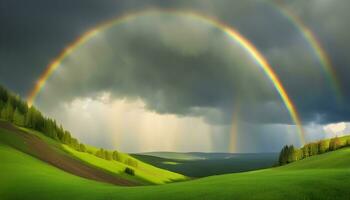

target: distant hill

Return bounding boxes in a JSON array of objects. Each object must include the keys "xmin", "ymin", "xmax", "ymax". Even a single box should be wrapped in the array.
[
  {"xmin": 133, "ymin": 152, "xmax": 278, "ymax": 177},
  {"xmin": 139, "ymin": 152, "xmax": 206, "ymax": 160}
]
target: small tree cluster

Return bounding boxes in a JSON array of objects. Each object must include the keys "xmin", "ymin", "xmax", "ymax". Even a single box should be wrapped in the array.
[
  {"xmin": 93, "ymin": 148, "xmax": 137, "ymax": 167},
  {"xmin": 278, "ymin": 135, "xmax": 350, "ymax": 166},
  {"xmin": 125, "ymin": 158, "xmax": 138, "ymax": 168},
  {"xmin": 278, "ymin": 145, "xmax": 295, "ymax": 165}
]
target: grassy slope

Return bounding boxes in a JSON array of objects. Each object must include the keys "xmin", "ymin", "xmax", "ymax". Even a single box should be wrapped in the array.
[
  {"xmin": 62, "ymin": 146, "xmax": 187, "ymax": 184},
  {"xmin": 18, "ymin": 127, "xmax": 187, "ymax": 184},
  {"xmin": 1, "ymin": 126, "xmax": 350, "ymax": 199}
]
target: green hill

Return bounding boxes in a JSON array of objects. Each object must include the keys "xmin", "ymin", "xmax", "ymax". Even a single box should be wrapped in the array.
[
  {"xmin": 2, "ymin": 122, "xmax": 350, "ymax": 199},
  {"xmin": 0, "ymin": 121, "xmax": 186, "ymax": 186}
]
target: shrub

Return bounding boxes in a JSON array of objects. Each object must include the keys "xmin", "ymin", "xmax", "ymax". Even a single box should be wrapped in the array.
[{"xmin": 124, "ymin": 167, "xmax": 135, "ymax": 176}]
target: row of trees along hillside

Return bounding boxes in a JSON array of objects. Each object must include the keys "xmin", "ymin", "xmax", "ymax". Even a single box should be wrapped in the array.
[
  {"xmin": 278, "ymin": 136, "xmax": 350, "ymax": 166},
  {"xmin": 0, "ymin": 85, "xmax": 138, "ymax": 170}
]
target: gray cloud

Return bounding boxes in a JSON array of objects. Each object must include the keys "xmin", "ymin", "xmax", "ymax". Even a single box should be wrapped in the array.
[
  {"xmin": 37, "ymin": 13, "xmax": 285, "ymax": 125},
  {"xmin": 2, "ymin": 0, "xmax": 350, "ymax": 152},
  {"xmin": 2, "ymin": 0, "xmax": 349, "ymax": 125}
]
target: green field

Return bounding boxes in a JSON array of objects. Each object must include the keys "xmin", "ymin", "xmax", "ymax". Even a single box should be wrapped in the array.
[{"xmin": 1, "ymin": 125, "xmax": 350, "ymax": 200}]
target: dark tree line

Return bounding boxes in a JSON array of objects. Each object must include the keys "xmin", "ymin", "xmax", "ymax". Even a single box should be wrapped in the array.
[
  {"xmin": 0, "ymin": 85, "xmax": 82, "ymax": 151},
  {"xmin": 278, "ymin": 136, "xmax": 350, "ymax": 166},
  {"xmin": 0, "ymin": 85, "xmax": 138, "ymax": 170}
]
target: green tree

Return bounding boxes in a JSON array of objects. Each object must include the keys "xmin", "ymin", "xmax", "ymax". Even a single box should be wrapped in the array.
[
  {"xmin": 112, "ymin": 151, "xmax": 121, "ymax": 162},
  {"xmin": 0, "ymin": 86, "xmax": 9, "ymax": 103},
  {"xmin": 1, "ymin": 102, "xmax": 14, "ymax": 121},
  {"xmin": 62, "ymin": 131, "xmax": 72, "ymax": 144},
  {"xmin": 105, "ymin": 151, "xmax": 112, "ymax": 160},
  {"xmin": 278, "ymin": 145, "xmax": 289, "ymax": 165},
  {"xmin": 0, "ymin": 100, "xmax": 4, "ymax": 115},
  {"xmin": 79, "ymin": 144, "xmax": 86, "ymax": 152},
  {"xmin": 309, "ymin": 143, "xmax": 319, "ymax": 156},
  {"xmin": 96, "ymin": 148, "xmax": 105, "ymax": 159},
  {"xmin": 287, "ymin": 145, "xmax": 296, "ymax": 163},
  {"xmin": 329, "ymin": 137, "xmax": 341, "ymax": 151},
  {"xmin": 318, "ymin": 140, "xmax": 329, "ymax": 153},
  {"xmin": 13, "ymin": 108, "xmax": 25, "ymax": 126}
]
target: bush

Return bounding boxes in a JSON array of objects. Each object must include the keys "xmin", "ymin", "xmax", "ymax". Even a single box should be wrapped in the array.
[{"xmin": 124, "ymin": 167, "xmax": 135, "ymax": 176}]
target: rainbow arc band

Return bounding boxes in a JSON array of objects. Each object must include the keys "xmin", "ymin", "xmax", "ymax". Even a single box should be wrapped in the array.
[
  {"xmin": 271, "ymin": 1, "xmax": 342, "ymax": 102},
  {"xmin": 27, "ymin": 9, "xmax": 305, "ymax": 145}
]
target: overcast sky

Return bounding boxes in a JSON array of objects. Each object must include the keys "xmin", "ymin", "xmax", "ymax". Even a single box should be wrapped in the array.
[{"xmin": 1, "ymin": 0, "xmax": 350, "ymax": 153}]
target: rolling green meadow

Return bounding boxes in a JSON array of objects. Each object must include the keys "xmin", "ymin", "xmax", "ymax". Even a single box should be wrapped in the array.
[{"xmin": 1, "ymin": 125, "xmax": 350, "ymax": 200}]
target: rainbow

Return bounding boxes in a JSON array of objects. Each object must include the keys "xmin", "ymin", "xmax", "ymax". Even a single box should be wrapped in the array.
[
  {"xmin": 271, "ymin": 1, "xmax": 342, "ymax": 101},
  {"xmin": 27, "ymin": 9, "xmax": 305, "ymax": 145}
]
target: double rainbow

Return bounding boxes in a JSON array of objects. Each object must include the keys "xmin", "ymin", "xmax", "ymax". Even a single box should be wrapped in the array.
[
  {"xmin": 27, "ymin": 9, "xmax": 306, "ymax": 145},
  {"xmin": 272, "ymin": 1, "xmax": 342, "ymax": 101}
]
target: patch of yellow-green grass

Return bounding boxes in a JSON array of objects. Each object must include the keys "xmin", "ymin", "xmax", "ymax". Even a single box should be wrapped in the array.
[{"xmin": 63, "ymin": 145, "xmax": 187, "ymax": 184}]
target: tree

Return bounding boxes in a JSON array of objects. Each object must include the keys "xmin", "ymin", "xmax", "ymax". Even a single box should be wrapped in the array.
[
  {"xmin": 329, "ymin": 137, "xmax": 341, "ymax": 151},
  {"xmin": 62, "ymin": 131, "xmax": 72, "ymax": 144},
  {"xmin": 293, "ymin": 149, "xmax": 303, "ymax": 161},
  {"xmin": 287, "ymin": 145, "xmax": 296, "ymax": 163},
  {"xmin": 70, "ymin": 138, "xmax": 79, "ymax": 150},
  {"xmin": 125, "ymin": 158, "xmax": 138, "ymax": 168},
  {"xmin": 278, "ymin": 145, "xmax": 289, "ymax": 165},
  {"xmin": 0, "ymin": 100, "xmax": 4, "ymax": 115},
  {"xmin": 112, "ymin": 151, "xmax": 121, "ymax": 162},
  {"xmin": 79, "ymin": 144, "xmax": 86, "ymax": 152},
  {"xmin": 1, "ymin": 102, "xmax": 14, "ymax": 121},
  {"xmin": 96, "ymin": 148, "xmax": 105, "ymax": 159},
  {"xmin": 318, "ymin": 140, "xmax": 328, "ymax": 153},
  {"xmin": 309, "ymin": 143, "xmax": 319, "ymax": 156},
  {"xmin": 0, "ymin": 86, "xmax": 9, "ymax": 103},
  {"xmin": 13, "ymin": 108, "xmax": 25, "ymax": 126},
  {"xmin": 302, "ymin": 145, "xmax": 310, "ymax": 158},
  {"xmin": 25, "ymin": 106, "xmax": 35, "ymax": 128},
  {"xmin": 105, "ymin": 151, "xmax": 112, "ymax": 160}
]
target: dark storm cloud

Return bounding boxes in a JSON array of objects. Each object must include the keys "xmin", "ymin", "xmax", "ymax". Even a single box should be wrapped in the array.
[
  {"xmin": 0, "ymin": 0, "xmax": 175, "ymax": 95},
  {"xmin": 1, "ymin": 0, "xmax": 350, "ymax": 125},
  {"xmin": 37, "ymin": 14, "xmax": 284, "ymax": 125}
]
